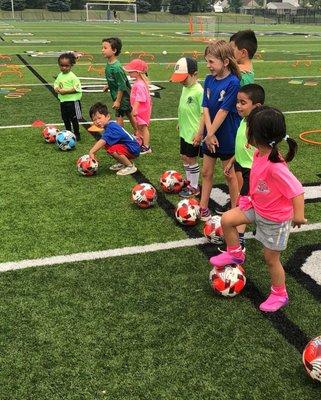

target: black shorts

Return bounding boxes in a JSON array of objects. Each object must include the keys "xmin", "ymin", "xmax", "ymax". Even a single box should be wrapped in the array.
[
  {"xmin": 234, "ymin": 160, "xmax": 250, "ymax": 195},
  {"xmin": 60, "ymin": 100, "xmax": 82, "ymax": 121},
  {"xmin": 202, "ymin": 146, "xmax": 234, "ymax": 161},
  {"xmin": 180, "ymin": 137, "xmax": 202, "ymax": 158},
  {"xmin": 115, "ymin": 105, "xmax": 132, "ymax": 118}
]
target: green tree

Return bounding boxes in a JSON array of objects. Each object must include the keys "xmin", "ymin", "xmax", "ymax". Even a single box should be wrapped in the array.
[
  {"xmin": 70, "ymin": 0, "xmax": 86, "ymax": 9},
  {"xmin": 191, "ymin": 0, "xmax": 212, "ymax": 12},
  {"xmin": 137, "ymin": 0, "xmax": 151, "ymax": 13},
  {"xmin": 0, "ymin": 0, "xmax": 25, "ymax": 9},
  {"xmin": 25, "ymin": 0, "xmax": 47, "ymax": 8},
  {"xmin": 169, "ymin": 0, "xmax": 192, "ymax": 14},
  {"xmin": 309, "ymin": 0, "xmax": 321, "ymax": 8},
  {"xmin": 228, "ymin": 0, "xmax": 242, "ymax": 12},
  {"xmin": 47, "ymin": 0, "xmax": 71, "ymax": 11},
  {"xmin": 147, "ymin": 0, "xmax": 162, "ymax": 11}
]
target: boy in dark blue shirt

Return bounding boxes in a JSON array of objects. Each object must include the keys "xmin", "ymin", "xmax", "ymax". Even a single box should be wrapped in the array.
[{"xmin": 88, "ymin": 102, "xmax": 140, "ymax": 176}]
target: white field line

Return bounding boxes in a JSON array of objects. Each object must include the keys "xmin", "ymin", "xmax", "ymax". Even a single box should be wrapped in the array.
[
  {"xmin": 0, "ymin": 222, "xmax": 320, "ymax": 273},
  {"xmin": 1, "ymin": 110, "xmax": 321, "ymax": 130}
]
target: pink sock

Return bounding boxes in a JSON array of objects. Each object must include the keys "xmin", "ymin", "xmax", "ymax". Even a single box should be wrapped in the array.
[
  {"xmin": 227, "ymin": 245, "xmax": 244, "ymax": 260},
  {"xmin": 271, "ymin": 285, "xmax": 287, "ymax": 296}
]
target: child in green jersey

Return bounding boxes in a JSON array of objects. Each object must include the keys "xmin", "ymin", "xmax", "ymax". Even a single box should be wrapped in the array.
[
  {"xmin": 229, "ymin": 30, "xmax": 257, "ymax": 87},
  {"xmin": 170, "ymin": 57, "xmax": 204, "ymax": 198},
  {"xmin": 54, "ymin": 52, "xmax": 82, "ymax": 141},
  {"xmin": 101, "ymin": 37, "xmax": 136, "ymax": 132},
  {"xmin": 224, "ymin": 84, "xmax": 265, "ymax": 249}
]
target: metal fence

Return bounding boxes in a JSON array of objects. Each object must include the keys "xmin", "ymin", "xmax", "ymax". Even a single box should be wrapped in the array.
[{"xmin": 0, "ymin": 9, "xmax": 320, "ymax": 24}]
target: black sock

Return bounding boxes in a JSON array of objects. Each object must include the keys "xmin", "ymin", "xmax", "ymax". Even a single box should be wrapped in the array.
[{"xmin": 239, "ymin": 233, "xmax": 245, "ymax": 249}]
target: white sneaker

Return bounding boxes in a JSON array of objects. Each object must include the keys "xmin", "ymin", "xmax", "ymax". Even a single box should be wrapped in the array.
[
  {"xmin": 116, "ymin": 164, "xmax": 137, "ymax": 175},
  {"xmin": 109, "ymin": 163, "xmax": 125, "ymax": 171}
]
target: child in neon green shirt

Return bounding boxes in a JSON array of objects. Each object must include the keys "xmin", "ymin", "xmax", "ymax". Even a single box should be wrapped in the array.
[
  {"xmin": 54, "ymin": 52, "xmax": 82, "ymax": 140},
  {"xmin": 170, "ymin": 57, "xmax": 204, "ymax": 198}
]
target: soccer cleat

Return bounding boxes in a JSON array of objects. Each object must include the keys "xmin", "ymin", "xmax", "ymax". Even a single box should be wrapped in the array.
[
  {"xmin": 259, "ymin": 292, "xmax": 289, "ymax": 312},
  {"xmin": 179, "ymin": 185, "xmax": 200, "ymax": 198},
  {"xmin": 109, "ymin": 163, "xmax": 125, "ymax": 171},
  {"xmin": 209, "ymin": 250, "xmax": 245, "ymax": 268},
  {"xmin": 140, "ymin": 145, "xmax": 152, "ymax": 155},
  {"xmin": 200, "ymin": 207, "xmax": 211, "ymax": 221},
  {"xmin": 116, "ymin": 164, "xmax": 137, "ymax": 176}
]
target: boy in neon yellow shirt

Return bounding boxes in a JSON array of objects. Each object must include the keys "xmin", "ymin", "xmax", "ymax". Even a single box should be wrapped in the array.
[{"xmin": 170, "ymin": 57, "xmax": 204, "ymax": 198}]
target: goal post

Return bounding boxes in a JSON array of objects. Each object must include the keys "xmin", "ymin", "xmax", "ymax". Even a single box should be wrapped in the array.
[
  {"xmin": 85, "ymin": 0, "xmax": 137, "ymax": 22},
  {"xmin": 189, "ymin": 15, "xmax": 219, "ymax": 37}
]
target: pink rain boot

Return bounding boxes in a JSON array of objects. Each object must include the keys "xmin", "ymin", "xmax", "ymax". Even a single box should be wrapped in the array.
[
  {"xmin": 210, "ymin": 246, "xmax": 245, "ymax": 268},
  {"xmin": 259, "ymin": 286, "xmax": 289, "ymax": 312}
]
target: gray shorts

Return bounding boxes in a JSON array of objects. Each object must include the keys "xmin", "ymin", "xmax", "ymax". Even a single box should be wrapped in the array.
[{"xmin": 243, "ymin": 208, "xmax": 291, "ymax": 251}]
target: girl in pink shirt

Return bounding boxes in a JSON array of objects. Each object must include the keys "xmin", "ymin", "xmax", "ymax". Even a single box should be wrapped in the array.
[
  {"xmin": 124, "ymin": 59, "xmax": 152, "ymax": 154},
  {"xmin": 210, "ymin": 106, "xmax": 307, "ymax": 312}
]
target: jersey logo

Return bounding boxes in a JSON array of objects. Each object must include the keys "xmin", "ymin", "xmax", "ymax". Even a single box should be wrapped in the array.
[
  {"xmin": 256, "ymin": 179, "xmax": 270, "ymax": 193},
  {"xmin": 187, "ymin": 96, "xmax": 193, "ymax": 104},
  {"xmin": 218, "ymin": 90, "xmax": 225, "ymax": 102}
]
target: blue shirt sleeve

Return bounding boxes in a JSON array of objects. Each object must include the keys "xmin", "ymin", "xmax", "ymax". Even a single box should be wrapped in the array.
[{"xmin": 202, "ymin": 75, "xmax": 210, "ymax": 108}]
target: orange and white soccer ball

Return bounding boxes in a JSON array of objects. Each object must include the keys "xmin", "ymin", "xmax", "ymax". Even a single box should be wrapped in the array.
[
  {"xmin": 302, "ymin": 335, "xmax": 321, "ymax": 382},
  {"xmin": 42, "ymin": 125, "xmax": 59, "ymax": 143},
  {"xmin": 175, "ymin": 198, "xmax": 200, "ymax": 225},
  {"xmin": 209, "ymin": 264, "xmax": 246, "ymax": 297},
  {"xmin": 77, "ymin": 154, "xmax": 98, "ymax": 176},
  {"xmin": 160, "ymin": 170, "xmax": 184, "ymax": 193},
  {"xmin": 131, "ymin": 183, "xmax": 157, "ymax": 209},
  {"xmin": 203, "ymin": 215, "xmax": 224, "ymax": 245}
]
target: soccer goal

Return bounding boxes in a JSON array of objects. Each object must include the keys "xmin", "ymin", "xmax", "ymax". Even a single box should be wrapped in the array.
[
  {"xmin": 85, "ymin": 0, "xmax": 137, "ymax": 22},
  {"xmin": 189, "ymin": 16, "xmax": 219, "ymax": 37}
]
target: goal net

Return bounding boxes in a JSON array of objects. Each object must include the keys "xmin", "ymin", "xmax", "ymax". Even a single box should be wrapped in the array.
[
  {"xmin": 85, "ymin": 2, "xmax": 137, "ymax": 22},
  {"xmin": 189, "ymin": 16, "xmax": 219, "ymax": 37}
]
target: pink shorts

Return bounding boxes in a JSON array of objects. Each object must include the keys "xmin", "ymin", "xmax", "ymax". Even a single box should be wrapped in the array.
[
  {"xmin": 135, "ymin": 115, "xmax": 150, "ymax": 126},
  {"xmin": 105, "ymin": 144, "xmax": 135, "ymax": 160}
]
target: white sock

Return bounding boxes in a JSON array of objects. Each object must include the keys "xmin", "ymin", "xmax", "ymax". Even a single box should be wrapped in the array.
[
  {"xmin": 186, "ymin": 164, "xmax": 199, "ymax": 189},
  {"xmin": 183, "ymin": 164, "xmax": 190, "ymax": 183}
]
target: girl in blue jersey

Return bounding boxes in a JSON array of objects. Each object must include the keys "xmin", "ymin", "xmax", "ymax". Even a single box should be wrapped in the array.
[{"xmin": 199, "ymin": 40, "xmax": 241, "ymax": 221}]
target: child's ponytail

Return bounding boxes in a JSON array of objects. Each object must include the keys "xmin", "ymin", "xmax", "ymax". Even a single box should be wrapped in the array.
[
  {"xmin": 247, "ymin": 106, "xmax": 298, "ymax": 164},
  {"xmin": 283, "ymin": 136, "xmax": 298, "ymax": 163}
]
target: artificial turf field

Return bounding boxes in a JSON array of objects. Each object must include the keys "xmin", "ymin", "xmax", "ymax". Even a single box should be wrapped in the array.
[{"xmin": 0, "ymin": 19, "xmax": 321, "ymax": 399}]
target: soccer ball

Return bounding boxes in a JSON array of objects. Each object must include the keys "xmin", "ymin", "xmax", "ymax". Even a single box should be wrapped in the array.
[
  {"xmin": 175, "ymin": 198, "xmax": 200, "ymax": 225},
  {"xmin": 42, "ymin": 125, "xmax": 58, "ymax": 143},
  {"xmin": 203, "ymin": 215, "xmax": 224, "ymax": 245},
  {"xmin": 162, "ymin": 50, "xmax": 167, "ymax": 55},
  {"xmin": 56, "ymin": 130, "xmax": 76, "ymax": 151},
  {"xmin": 160, "ymin": 170, "xmax": 184, "ymax": 193},
  {"xmin": 302, "ymin": 336, "xmax": 321, "ymax": 382},
  {"xmin": 209, "ymin": 264, "xmax": 246, "ymax": 297},
  {"xmin": 77, "ymin": 154, "xmax": 98, "ymax": 176},
  {"xmin": 131, "ymin": 183, "xmax": 157, "ymax": 209}
]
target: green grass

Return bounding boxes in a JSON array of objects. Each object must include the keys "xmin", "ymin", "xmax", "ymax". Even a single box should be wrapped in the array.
[{"xmin": 0, "ymin": 20, "xmax": 321, "ymax": 399}]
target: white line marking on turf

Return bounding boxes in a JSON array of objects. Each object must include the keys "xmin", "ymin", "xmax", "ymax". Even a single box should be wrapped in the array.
[
  {"xmin": 1, "ymin": 110, "xmax": 321, "ymax": 130},
  {"xmin": 0, "ymin": 222, "xmax": 320, "ymax": 273}
]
